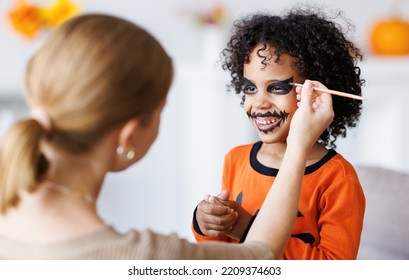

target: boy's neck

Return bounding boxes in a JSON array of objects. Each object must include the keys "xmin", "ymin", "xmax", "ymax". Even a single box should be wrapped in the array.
[{"xmin": 257, "ymin": 142, "xmax": 328, "ymax": 169}]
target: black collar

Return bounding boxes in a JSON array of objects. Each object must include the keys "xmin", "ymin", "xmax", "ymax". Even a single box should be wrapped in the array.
[{"xmin": 249, "ymin": 141, "xmax": 338, "ymax": 176}]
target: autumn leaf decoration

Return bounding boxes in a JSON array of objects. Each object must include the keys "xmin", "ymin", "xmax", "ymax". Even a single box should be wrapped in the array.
[{"xmin": 8, "ymin": 0, "xmax": 81, "ymax": 40}]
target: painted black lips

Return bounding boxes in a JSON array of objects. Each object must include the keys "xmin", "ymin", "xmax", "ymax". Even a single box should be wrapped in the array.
[
  {"xmin": 247, "ymin": 110, "xmax": 289, "ymax": 133},
  {"xmin": 248, "ymin": 111, "xmax": 289, "ymax": 120}
]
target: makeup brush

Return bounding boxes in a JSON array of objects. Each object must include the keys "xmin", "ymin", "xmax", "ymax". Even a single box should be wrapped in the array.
[{"xmin": 288, "ymin": 82, "xmax": 365, "ymax": 101}]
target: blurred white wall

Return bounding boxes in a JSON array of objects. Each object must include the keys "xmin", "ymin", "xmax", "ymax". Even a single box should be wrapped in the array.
[{"xmin": 0, "ymin": 0, "xmax": 408, "ymax": 241}]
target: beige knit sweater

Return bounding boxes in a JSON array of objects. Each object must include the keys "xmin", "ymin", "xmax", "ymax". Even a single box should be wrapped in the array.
[{"xmin": 0, "ymin": 226, "xmax": 274, "ymax": 260}]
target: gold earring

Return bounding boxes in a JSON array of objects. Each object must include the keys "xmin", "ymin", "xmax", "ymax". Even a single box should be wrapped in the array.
[{"xmin": 126, "ymin": 149, "xmax": 135, "ymax": 160}]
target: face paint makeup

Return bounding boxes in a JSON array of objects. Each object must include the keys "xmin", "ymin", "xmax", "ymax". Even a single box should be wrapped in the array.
[
  {"xmin": 267, "ymin": 77, "xmax": 294, "ymax": 95},
  {"xmin": 242, "ymin": 79, "xmax": 257, "ymax": 95},
  {"xmin": 246, "ymin": 110, "xmax": 290, "ymax": 133},
  {"xmin": 242, "ymin": 77, "xmax": 294, "ymax": 95}
]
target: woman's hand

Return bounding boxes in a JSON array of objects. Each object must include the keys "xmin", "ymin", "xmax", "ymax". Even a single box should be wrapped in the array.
[{"xmin": 288, "ymin": 80, "xmax": 334, "ymax": 152}]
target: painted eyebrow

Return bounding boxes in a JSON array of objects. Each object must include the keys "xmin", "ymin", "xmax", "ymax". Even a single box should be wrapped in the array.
[
  {"xmin": 242, "ymin": 78, "xmax": 255, "ymax": 86},
  {"xmin": 243, "ymin": 77, "xmax": 294, "ymax": 85},
  {"xmin": 269, "ymin": 77, "xmax": 293, "ymax": 85}
]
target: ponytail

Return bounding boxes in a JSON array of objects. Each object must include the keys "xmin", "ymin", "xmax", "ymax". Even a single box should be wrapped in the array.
[{"xmin": 0, "ymin": 119, "xmax": 49, "ymax": 213}]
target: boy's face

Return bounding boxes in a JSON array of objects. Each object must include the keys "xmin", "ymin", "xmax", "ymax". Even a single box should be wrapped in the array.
[{"xmin": 243, "ymin": 45, "xmax": 301, "ymax": 144}]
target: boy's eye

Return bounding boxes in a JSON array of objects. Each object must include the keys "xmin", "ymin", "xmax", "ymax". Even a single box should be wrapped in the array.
[
  {"xmin": 243, "ymin": 85, "xmax": 258, "ymax": 95},
  {"xmin": 241, "ymin": 77, "xmax": 293, "ymax": 95},
  {"xmin": 269, "ymin": 85, "xmax": 285, "ymax": 92},
  {"xmin": 267, "ymin": 81, "xmax": 293, "ymax": 95}
]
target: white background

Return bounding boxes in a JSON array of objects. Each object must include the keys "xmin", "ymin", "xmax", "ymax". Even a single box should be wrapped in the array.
[
  {"xmin": 0, "ymin": 0, "xmax": 408, "ymax": 241},
  {"xmin": 1, "ymin": 260, "xmax": 408, "ymax": 279}
]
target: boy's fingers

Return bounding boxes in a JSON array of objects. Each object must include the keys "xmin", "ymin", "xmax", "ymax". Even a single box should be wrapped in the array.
[
  {"xmin": 217, "ymin": 190, "xmax": 229, "ymax": 201},
  {"xmin": 200, "ymin": 200, "xmax": 233, "ymax": 216}
]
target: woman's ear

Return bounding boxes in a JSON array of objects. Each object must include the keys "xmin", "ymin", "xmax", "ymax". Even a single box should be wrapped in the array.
[
  {"xmin": 117, "ymin": 118, "xmax": 140, "ymax": 149},
  {"xmin": 110, "ymin": 118, "xmax": 142, "ymax": 172}
]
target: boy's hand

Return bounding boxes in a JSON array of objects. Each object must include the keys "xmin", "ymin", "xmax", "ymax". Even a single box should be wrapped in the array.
[
  {"xmin": 196, "ymin": 192, "xmax": 238, "ymax": 237},
  {"xmin": 196, "ymin": 191, "xmax": 254, "ymax": 240}
]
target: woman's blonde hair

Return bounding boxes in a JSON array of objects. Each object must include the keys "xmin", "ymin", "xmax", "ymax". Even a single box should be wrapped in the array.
[{"xmin": 0, "ymin": 14, "xmax": 173, "ymax": 213}]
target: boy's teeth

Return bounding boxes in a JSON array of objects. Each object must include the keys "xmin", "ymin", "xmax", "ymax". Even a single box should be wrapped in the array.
[{"xmin": 258, "ymin": 119, "xmax": 276, "ymax": 125}]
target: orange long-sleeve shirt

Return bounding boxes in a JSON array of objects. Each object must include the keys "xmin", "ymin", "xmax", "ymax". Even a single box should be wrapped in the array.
[{"xmin": 192, "ymin": 141, "xmax": 366, "ymax": 259}]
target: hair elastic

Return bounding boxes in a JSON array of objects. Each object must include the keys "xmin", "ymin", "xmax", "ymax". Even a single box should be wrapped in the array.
[{"xmin": 31, "ymin": 107, "xmax": 52, "ymax": 132}]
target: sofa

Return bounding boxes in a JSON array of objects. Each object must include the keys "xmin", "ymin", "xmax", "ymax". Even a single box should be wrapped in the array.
[{"xmin": 355, "ymin": 165, "xmax": 409, "ymax": 259}]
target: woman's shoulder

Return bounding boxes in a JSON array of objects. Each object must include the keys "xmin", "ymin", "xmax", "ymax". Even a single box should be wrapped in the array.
[
  {"xmin": 0, "ymin": 225, "xmax": 274, "ymax": 260},
  {"xmin": 0, "ymin": 225, "xmax": 186, "ymax": 260},
  {"xmin": 74, "ymin": 226, "xmax": 190, "ymax": 259}
]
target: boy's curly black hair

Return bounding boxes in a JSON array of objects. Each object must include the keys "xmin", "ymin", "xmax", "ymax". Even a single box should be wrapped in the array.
[{"xmin": 221, "ymin": 6, "xmax": 365, "ymax": 148}]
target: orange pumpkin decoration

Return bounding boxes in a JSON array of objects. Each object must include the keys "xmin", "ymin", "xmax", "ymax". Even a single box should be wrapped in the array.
[{"xmin": 370, "ymin": 18, "xmax": 409, "ymax": 55}]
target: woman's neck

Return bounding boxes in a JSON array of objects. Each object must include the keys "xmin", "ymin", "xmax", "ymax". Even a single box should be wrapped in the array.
[{"xmin": 41, "ymin": 140, "xmax": 113, "ymax": 203}]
